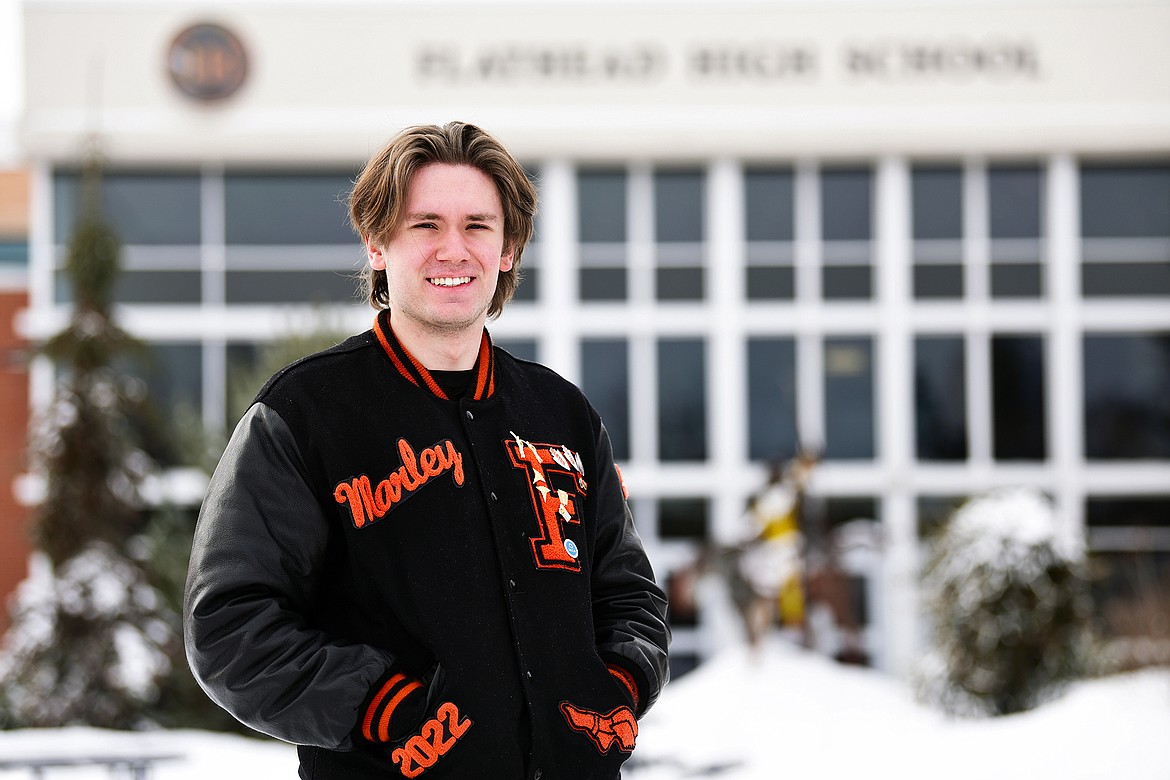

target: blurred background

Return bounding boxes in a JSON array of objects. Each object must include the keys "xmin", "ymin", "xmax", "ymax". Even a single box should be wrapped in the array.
[{"xmin": 0, "ymin": 0, "xmax": 1168, "ymax": 750}]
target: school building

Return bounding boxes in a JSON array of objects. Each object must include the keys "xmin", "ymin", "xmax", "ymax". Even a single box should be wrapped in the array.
[{"xmin": 9, "ymin": 0, "xmax": 1170, "ymax": 677}]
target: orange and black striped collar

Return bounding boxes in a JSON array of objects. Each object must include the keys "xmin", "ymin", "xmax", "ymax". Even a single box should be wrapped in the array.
[{"xmin": 372, "ymin": 310, "xmax": 496, "ymax": 401}]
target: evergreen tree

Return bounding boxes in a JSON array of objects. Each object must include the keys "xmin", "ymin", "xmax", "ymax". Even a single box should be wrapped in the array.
[
  {"xmin": 916, "ymin": 487, "xmax": 1095, "ymax": 716},
  {"xmin": 0, "ymin": 152, "xmax": 174, "ymax": 729},
  {"xmin": 34, "ymin": 156, "xmax": 148, "ymax": 563}
]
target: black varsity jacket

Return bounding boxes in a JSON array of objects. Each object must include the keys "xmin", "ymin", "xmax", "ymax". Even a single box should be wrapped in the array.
[{"xmin": 184, "ymin": 310, "xmax": 671, "ymax": 779}]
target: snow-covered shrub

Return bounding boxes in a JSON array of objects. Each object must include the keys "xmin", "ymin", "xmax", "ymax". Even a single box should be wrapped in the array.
[
  {"xmin": 916, "ymin": 488, "xmax": 1093, "ymax": 716},
  {"xmin": 0, "ymin": 544, "xmax": 174, "ymax": 728}
]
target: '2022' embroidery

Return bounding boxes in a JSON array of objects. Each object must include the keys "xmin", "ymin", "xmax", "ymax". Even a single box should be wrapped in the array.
[
  {"xmin": 506, "ymin": 432, "xmax": 587, "ymax": 572},
  {"xmin": 392, "ymin": 702, "xmax": 472, "ymax": 778}
]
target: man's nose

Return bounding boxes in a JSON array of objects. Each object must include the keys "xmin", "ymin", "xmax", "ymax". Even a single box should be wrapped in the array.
[{"xmin": 434, "ymin": 228, "xmax": 468, "ymax": 262}]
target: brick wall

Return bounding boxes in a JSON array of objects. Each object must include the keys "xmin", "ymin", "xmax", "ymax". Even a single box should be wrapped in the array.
[
  {"xmin": 0, "ymin": 291, "xmax": 29, "ymax": 631},
  {"xmin": 0, "ymin": 170, "xmax": 31, "ymax": 633}
]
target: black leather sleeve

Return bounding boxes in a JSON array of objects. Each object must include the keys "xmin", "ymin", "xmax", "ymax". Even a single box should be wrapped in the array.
[
  {"xmin": 183, "ymin": 403, "xmax": 392, "ymax": 749},
  {"xmin": 589, "ymin": 421, "xmax": 671, "ymax": 716}
]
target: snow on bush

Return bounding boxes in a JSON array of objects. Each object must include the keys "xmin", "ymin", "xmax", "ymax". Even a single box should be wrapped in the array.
[
  {"xmin": 916, "ymin": 488, "xmax": 1094, "ymax": 716},
  {"xmin": 0, "ymin": 544, "xmax": 174, "ymax": 728}
]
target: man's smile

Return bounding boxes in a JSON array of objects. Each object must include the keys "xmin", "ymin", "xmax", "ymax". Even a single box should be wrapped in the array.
[{"xmin": 428, "ymin": 276, "xmax": 472, "ymax": 287}]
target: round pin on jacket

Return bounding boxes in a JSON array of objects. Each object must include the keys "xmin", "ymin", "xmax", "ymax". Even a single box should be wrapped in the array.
[{"xmin": 564, "ymin": 539, "xmax": 579, "ymax": 559}]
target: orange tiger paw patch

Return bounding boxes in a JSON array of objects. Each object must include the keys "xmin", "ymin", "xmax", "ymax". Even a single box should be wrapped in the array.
[{"xmin": 559, "ymin": 701, "xmax": 637, "ymax": 754}]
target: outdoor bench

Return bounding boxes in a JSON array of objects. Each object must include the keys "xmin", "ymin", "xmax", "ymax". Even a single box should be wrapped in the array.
[{"xmin": 0, "ymin": 752, "xmax": 181, "ymax": 779}]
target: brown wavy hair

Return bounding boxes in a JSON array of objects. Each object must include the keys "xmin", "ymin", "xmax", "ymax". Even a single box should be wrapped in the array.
[{"xmin": 348, "ymin": 122, "xmax": 537, "ymax": 318}]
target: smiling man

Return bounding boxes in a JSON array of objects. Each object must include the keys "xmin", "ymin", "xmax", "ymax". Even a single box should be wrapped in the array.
[
  {"xmin": 364, "ymin": 161, "xmax": 513, "ymax": 366},
  {"xmin": 184, "ymin": 122, "xmax": 670, "ymax": 780}
]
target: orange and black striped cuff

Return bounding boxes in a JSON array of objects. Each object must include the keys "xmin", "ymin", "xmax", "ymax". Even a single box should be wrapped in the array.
[
  {"xmin": 360, "ymin": 672, "xmax": 425, "ymax": 743},
  {"xmin": 607, "ymin": 663, "xmax": 641, "ymax": 712}
]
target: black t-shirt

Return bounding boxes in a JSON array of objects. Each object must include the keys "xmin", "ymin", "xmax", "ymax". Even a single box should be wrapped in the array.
[{"xmin": 430, "ymin": 369, "xmax": 475, "ymax": 399}]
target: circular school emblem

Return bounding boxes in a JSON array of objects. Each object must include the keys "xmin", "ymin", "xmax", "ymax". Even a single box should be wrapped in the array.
[{"xmin": 167, "ymin": 23, "xmax": 249, "ymax": 102}]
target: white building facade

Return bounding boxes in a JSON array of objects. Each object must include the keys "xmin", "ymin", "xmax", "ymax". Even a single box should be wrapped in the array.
[{"xmin": 18, "ymin": 0, "xmax": 1170, "ymax": 678}]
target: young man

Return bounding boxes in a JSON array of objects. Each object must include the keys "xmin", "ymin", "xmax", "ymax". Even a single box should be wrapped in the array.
[{"xmin": 184, "ymin": 122, "xmax": 670, "ymax": 779}]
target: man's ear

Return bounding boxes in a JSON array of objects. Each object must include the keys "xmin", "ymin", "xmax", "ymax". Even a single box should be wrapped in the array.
[
  {"xmin": 500, "ymin": 245, "xmax": 515, "ymax": 273},
  {"xmin": 365, "ymin": 235, "xmax": 387, "ymax": 271}
]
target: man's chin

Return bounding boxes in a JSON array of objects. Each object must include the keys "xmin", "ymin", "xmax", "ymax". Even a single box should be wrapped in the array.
[{"xmin": 418, "ymin": 311, "xmax": 489, "ymax": 336}]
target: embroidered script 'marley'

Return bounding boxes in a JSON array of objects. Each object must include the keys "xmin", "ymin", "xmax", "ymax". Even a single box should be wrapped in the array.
[{"xmin": 334, "ymin": 438, "xmax": 465, "ymax": 528}]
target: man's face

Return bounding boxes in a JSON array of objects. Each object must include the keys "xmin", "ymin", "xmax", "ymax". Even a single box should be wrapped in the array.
[{"xmin": 366, "ymin": 162, "xmax": 513, "ymax": 340}]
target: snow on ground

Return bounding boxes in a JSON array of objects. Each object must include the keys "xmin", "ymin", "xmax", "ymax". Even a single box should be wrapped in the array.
[
  {"xmin": 627, "ymin": 641, "xmax": 1170, "ymax": 780},
  {"xmin": 1, "ymin": 641, "xmax": 1167, "ymax": 779}
]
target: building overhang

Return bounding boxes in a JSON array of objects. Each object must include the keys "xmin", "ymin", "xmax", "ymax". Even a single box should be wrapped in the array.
[{"xmin": 19, "ymin": 1, "xmax": 1170, "ymax": 164}]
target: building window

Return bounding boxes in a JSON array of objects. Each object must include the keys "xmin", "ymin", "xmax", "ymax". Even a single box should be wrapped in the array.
[
  {"xmin": 657, "ymin": 496, "xmax": 709, "ymax": 539},
  {"xmin": 144, "ymin": 341, "xmax": 202, "ymax": 414},
  {"xmin": 224, "ymin": 172, "xmax": 354, "ymax": 245},
  {"xmin": 0, "ymin": 241, "xmax": 27, "ymax": 266},
  {"xmin": 815, "ymin": 496, "xmax": 880, "ymax": 641},
  {"xmin": 1086, "ymin": 497, "xmax": 1170, "ymax": 654},
  {"xmin": 56, "ymin": 270, "xmax": 203, "ymax": 305},
  {"xmin": 916, "ymin": 495, "xmax": 968, "ymax": 539},
  {"xmin": 657, "ymin": 338, "xmax": 707, "ymax": 461},
  {"xmin": 824, "ymin": 336, "xmax": 874, "ymax": 460},
  {"xmin": 820, "ymin": 168, "xmax": 873, "ymax": 300},
  {"xmin": 226, "ymin": 341, "xmax": 262, "ymax": 425},
  {"xmin": 1081, "ymin": 164, "xmax": 1170, "ymax": 297},
  {"xmin": 581, "ymin": 338, "xmax": 630, "ymax": 461},
  {"xmin": 991, "ymin": 334, "xmax": 1047, "ymax": 460},
  {"xmin": 224, "ymin": 172, "xmax": 360, "ymax": 305},
  {"xmin": 577, "ymin": 169, "xmax": 627, "ymax": 301},
  {"xmin": 53, "ymin": 171, "xmax": 202, "ymax": 305},
  {"xmin": 1087, "ymin": 496, "xmax": 1170, "ymax": 537},
  {"xmin": 989, "ymin": 165, "xmax": 1044, "ymax": 298},
  {"xmin": 654, "ymin": 169, "xmax": 705, "ymax": 301},
  {"xmin": 744, "ymin": 167, "xmax": 795, "ymax": 300},
  {"xmin": 665, "ymin": 568, "xmax": 699, "ymax": 628},
  {"xmin": 510, "ymin": 167, "xmax": 541, "ymax": 303},
  {"xmin": 1083, "ymin": 332, "xmax": 1170, "ymax": 459},
  {"xmin": 512, "ymin": 244, "xmax": 539, "ymax": 303},
  {"xmin": 822, "ymin": 496, "xmax": 879, "ymax": 530},
  {"xmin": 911, "ymin": 165, "xmax": 964, "ymax": 299},
  {"xmin": 746, "ymin": 337, "xmax": 798, "ymax": 461},
  {"xmin": 54, "ymin": 171, "xmax": 202, "ymax": 245},
  {"xmin": 495, "ymin": 338, "xmax": 538, "ymax": 363},
  {"xmin": 121, "ymin": 341, "xmax": 203, "ymax": 467},
  {"xmin": 914, "ymin": 335, "xmax": 967, "ymax": 461},
  {"xmin": 224, "ymin": 270, "xmax": 359, "ymax": 305}
]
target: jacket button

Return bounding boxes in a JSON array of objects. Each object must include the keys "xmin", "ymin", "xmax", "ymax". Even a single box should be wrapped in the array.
[
  {"xmin": 490, "ymin": 492, "xmax": 498, "ymax": 502},
  {"xmin": 526, "ymin": 671, "xmax": 533, "ymax": 679},
  {"xmin": 534, "ymin": 771, "xmax": 542, "ymax": 780},
  {"xmin": 465, "ymin": 410, "xmax": 474, "ymax": 421},
  {"xmin": 509, "ymin": 579, "xmax": 516, "ymax": 588}
]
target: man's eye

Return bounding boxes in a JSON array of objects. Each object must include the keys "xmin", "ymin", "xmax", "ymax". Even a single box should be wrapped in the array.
[{"xmin": 412, "ymin": 222, "xmax": 436, "ymax": 229}]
